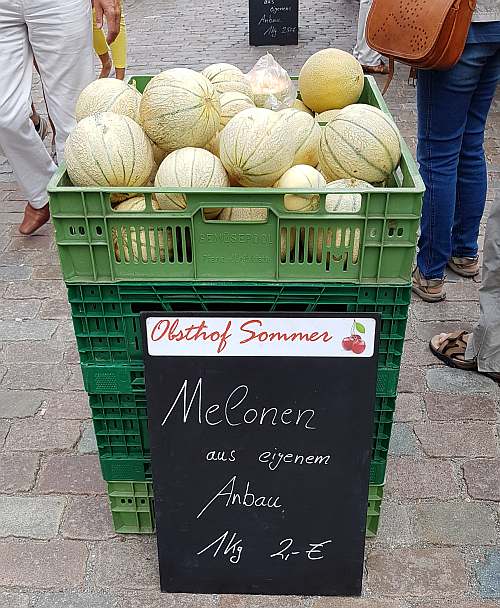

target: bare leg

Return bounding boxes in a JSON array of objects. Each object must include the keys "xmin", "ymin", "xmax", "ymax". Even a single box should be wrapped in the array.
[
  {"xmin": 98, "ymin": 51, "xmax": 112, "ymax": 78},
  {"xmin": 115, "ymin": 67, "xmax": 125, "ymax": 80}
]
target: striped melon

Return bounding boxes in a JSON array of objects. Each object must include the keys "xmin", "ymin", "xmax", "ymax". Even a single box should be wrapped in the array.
[
  {"xmin": 219, "ymin": 92, "xmax": 255, "ymax": 127},
  {"xmin": 219, "ymin": 108, "xmax": 295, "ymax": 187},
  {"xmin": 65, "ymin": 112, "xmax": 154, "ymax": 187},
  {"xmin": 274, "ymin": 165, "xmax": 326, "ymax": 212},
  {"xmin": 113, "ymin": 226, "xmax": 168, "ymax": 263},
  {"xmin": 293, "ymin": 99, "xmax": 314, "ymax": 115},
  {"xmin": 75, "ymin": 79, "xmax": 142, "ymax": 123},
  {"xmin": 315, "ymin": 109, "xmax": 341, "ymax": 123},
  {"xmin": 113, "ymin": 196, "xmax": 147, "ymax": 211},
  {"xmin": 202, "ymin": 63, "xmax": 254, "ymax": 99},
  {"xmin": 325, "ymin": 179, "xmax": 375, "ymax": 213},
  {"xmin": 204, "ymin": 132, "xmax": 220, "ymax": 157},
  {"xmin": 139, "ymin": 68, "xmax": 221, "ymax": 152},
  {"xmin": 154, "ymin": 147, "xmax": 229, "ymax": 216},
  {"xmin": 298, "ymin": 49, "xmax": 364, "ymax": 112},
  {"xmin": 229, "ymin": 207, "xmax": 268, "ymax": 221},
  {"xmin": 281, "ymin": 109, "xmax": 321, "ymax": 167},
  {"xmin": 319, "ymin": 104, "xmax": 401, "ymax": 183}
]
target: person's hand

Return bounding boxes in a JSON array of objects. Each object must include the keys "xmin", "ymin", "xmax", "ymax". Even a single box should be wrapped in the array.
[{"xmin": 93, "ymin": 0, "xmax": 121, "ymax": 45}]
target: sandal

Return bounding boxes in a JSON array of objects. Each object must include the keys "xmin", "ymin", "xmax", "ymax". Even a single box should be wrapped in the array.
[
  {"xmin": 447, "ymin": 256, "xmax": 480, "ymax": 278},
  {"xmin": 361, "ymin": 62, "xmax": 390, "ymax": 75},
  {"xmin": 412, "ymin": 268, "xmax": 446, "ymax": 302},
  {"xmin": 430, "ymin": 331, "xmax": 500, "ymax": 382}
]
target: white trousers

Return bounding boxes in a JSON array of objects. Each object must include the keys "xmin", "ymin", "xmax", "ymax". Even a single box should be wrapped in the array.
[
  {"xmin": 352, "ymin": 0, "xmax": 383, "ymax": 67},
  {"xmin": 0, "ymin": 0, "xmax": 93, "ymax": 209}
]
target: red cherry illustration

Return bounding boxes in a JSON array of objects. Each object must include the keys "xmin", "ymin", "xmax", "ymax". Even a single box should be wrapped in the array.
[
  {"xmin": 342, "ymin": 336, "xmax": 354, "ymax": 351},
  {"xmin": 351, "ymin": 334, "xmax": 362, "ymax": 342},
  {"xmin": 352, "ymin": 339, "xmax": 366, "ymax": 354}
]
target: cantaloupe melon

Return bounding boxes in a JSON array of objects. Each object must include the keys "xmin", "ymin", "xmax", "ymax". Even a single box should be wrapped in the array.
[
  {"xmin": 293, "ymin": 99, "xmax": 314, "ymax": 115},
  {"xmin": 315, "ymin": 109, "xmax": 341, "ymax": 123},
  {"xmin": 219, "ymin": 108, "xmax": 296, "ymax": 187},
  {"xmin": 113, "ymin": 226, "xmax": 168, "ymax": 263},
  {"xmin": 65, "ymin": 112, "xmax": 154, "ymax": 188},
  {"xmin": 298, "ymin": 49, "xmax": 364, "ymax": 112},
  {"xmin": 319, "ymin": 104, "xmax": 401, "ymax": 183},
  {"xmin": 204, "ymin": 132, "xmax": 220, "ymax": 157},
  {"xmin": 280, "ymin": 109, "xmax": 321, "ymax": 167},
  {"xmin": 75, "ymin": 79, "xmax": 142, "ymax": 123},
  {"xmin": 202, "ymin": 63, "xmax": 254, "ymax": 99},
  {"xmin": 113, "ymin": 196, "xmax": 148, "ymax": 211},
  {"xmin": 229, "ymin": 207, "xmax": 268, "ymax": 221},
  {"xmin": 274, "ymin": 165, "xmax": 326, "ymax": 212},
  {"xmin": 139, "ymin": 68, "xmax": 221, "ymax": 152},
  {"xmin": 325, "ymin": 179, "xmax": 375, "ymax": 213},
  {"xmin": 154, "ymin": 148, "xmax": 229, "ymax": 216},
  {"xmin": 219, "ymin": 92, "xmax": 255, "ymax": 127}
]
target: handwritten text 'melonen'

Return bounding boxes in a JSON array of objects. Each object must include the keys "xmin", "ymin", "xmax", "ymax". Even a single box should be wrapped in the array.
[{"xmin": 150, "ymin": 319, "xmax": 333, "ymax": 354}]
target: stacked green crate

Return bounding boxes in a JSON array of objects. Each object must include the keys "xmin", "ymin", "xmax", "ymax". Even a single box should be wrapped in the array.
[{"xmin": 49, "ymin": 75, "xmax": 424, "ymax": 537}]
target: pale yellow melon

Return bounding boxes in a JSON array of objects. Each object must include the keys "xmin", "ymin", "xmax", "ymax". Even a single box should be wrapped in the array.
[
  {"xmin": 325, "ymin": 179, "xmax": 375, "ymax": 213},
  {"xmin": 319, "ymin": 104, "xmax": 401, "ymax": 183},
  {"xmin": 113, "ymin": 226, "xmax": 169, "ymax": 263},
  {"xmin": 229, "ymin": 207, "xmax": 268, "ymax": 221},
  {"xmin": 113, "ymin": 196, "xmax": 161, "ymax": 212},
  {"xmin": 139, "ymin": 68, "xmax": 221, "ymax": 152},
  {"xmin": 298, "ymin": 49, "xmax": 364, "ymax": 112},
  {"xmin": 202, "ymin": 63, "xmax": 254, "ymax": 99},
  {"xmin": 219, "ymin": 108, "xmax": 295, "ymax": 187},
  {"xmin": 315, "ymin": 109, "xmax": 341, "ymax": 123},
  {"xmin": 293, "ymin": 99, "xmax": 314, "ymax": 115},
  {"xmin": 65, "ymin": 112, "xmax": 154, "ymax": 188},
  {"xmin": 204, "ymin": 132, "xmax": 220, "ymax": 157},
  {"xmin": 280, "ymin": 109, "xmax": 321, "ymax": 167},
  {"xmin": 274, "ymin": 165, "xmax": 326, "ymax": 212},
  {"xmin": 154, "ymin": 147, "xmax": 229, "ymax": 215},
  {"xmin": 75, "ymin": 79, "xmax": 142, "ymax": 123},
  {"xmin": 219, "ymin": 92, "xmax": 255, "ymax": 127}
]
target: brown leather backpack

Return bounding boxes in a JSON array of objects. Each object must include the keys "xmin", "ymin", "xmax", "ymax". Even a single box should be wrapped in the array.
[{"xmin": 366, "ymin": 0, "xmax": 477, "ymax": 93}]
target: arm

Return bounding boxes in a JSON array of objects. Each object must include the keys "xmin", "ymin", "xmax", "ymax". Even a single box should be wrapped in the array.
[{"xmin": 93, "ymin": 0, "xmax": 122, "ymax": 45}]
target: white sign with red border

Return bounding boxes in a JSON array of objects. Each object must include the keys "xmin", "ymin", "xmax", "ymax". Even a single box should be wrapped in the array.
[{"xmin": 146, "ymin": 316, "xmax": 376, "ymax": 358}]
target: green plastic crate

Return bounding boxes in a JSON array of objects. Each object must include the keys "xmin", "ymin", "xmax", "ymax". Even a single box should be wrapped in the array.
[
  {"xmin": 69, "ymin": 282, "xmax": 410, "ymax": 366},
  {"xmin": 107, "ymin": 480, "xmax": 384, "ymax": 537},
  {"xmin": 48, "ymin": 76, "xmax": 423, "ymax": 285},
  {"xmin": 108, "ymin": 481, "xmax": 154, "ymax": 534},
  {"xmin": 90, "ymin": 388, "xmax": 395, "ymax": 485}
]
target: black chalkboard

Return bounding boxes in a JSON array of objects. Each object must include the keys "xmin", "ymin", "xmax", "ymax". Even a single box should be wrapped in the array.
[
  {"xmin": 249, "ymin": 0, "xmax": 299, "ymax": 46},
  {"xmin": 142, "ymin": 313, "xmax": 379, "ymax": 596}
]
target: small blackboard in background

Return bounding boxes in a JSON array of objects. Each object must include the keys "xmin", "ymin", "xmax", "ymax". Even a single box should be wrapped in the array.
[
  {"xmin": 142, "ymin": 313, "xmax": 379, "ymax": 596},
  {"xmin": 249, "ymin": 0, "xmax": 299, "ymax": 46}
]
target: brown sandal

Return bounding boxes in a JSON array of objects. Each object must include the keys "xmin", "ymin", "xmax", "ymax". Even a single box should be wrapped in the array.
[
  {"xmin": 447, "ymin": 256, "xmax": 480, "ymax": 278},
  {"xmin": 362, "ymin": 62, "xmax": 390, "ymax": 75}
]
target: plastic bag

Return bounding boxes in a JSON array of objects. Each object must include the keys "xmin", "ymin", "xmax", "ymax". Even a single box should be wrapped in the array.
[{"xmin": 246, "ymin": 53, "xmax": 296, "ymax": 111}]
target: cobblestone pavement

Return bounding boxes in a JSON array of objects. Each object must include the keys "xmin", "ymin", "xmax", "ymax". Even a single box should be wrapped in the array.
[{"xmin": 0, "ymin": 0, "xmax": 499, "ymax": 606}]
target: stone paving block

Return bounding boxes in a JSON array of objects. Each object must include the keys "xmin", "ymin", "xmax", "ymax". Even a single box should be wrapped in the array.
[
  {"xmin": 3, "ymin": 341, "xmax": 65, "ymax": 364},
  {"xmin": 4, "ymin": 279, "xmax": 64, "ymax": 300},
  {"xmin": 1, "ymin": 364, "xmax": 70, "ymax": 390},
  {"xmin": 424, "ymin": 393, "xmax": 497, "ymax": 421},
  {"xmin": 0, "ymin": 496, "xmax": 65, "ymax": 539},
  {"xmin": 310, "ymin": 600, "xmax": 407, "ymax": 608},
  {"xmin": 0, "ymin": 453, "xmax": 39, "ymax": 492},
  {"xmin": 62, "ymin": 496, "xmax": 115, "ymax": 540},
  {"xmin": 0, "ymin": 390, "xmax": 43, "ymax": 417},
  {"xmin": 37, "ymin": 455, "xmax": 106, "ymax": 495},
  {"xmin": 0, "ymin": 266, "xmax": 31, "ymax": 280},
  {"xmin": 473, "ymin": 549, "xmax": 500, "ymax": 599},
  {"xmin": 367, "ymin": 548, "xmax": 467, "ymax": 597},
  {"xmin": 5, "ymin": 418, "xmax": 81, "ymax": 451},
  {"xmin": 401, "ymin": 340, "xmax": 437, "ymax": 367},
  {"xmin": 389, "ymin": 423, "xmax": 422, "ymax": 456},
  {"xmin": 31, "ymin": 266, "xmax": 62, "ymax": 280},
  {"xmin": 0, "ymin": 365, "xmax": 5, "ymax": 383},
  {"xmin": 54, "ymin": 320, "xmax": 77, "ymax": 343},
  {"xmin": 416, "ymin": 602, "xmax": 500, "ymax": 608},
  {"xmin": 218, "ymin": 596, "xmax": 311, "ymax": 608},
  {"xmin": 0, "ymin": 320, "xmax": 58, "ymax": 341},
  {"xmin": 414, "ymin": 422, "xmax": 498, "ymax": 458},
  {"xmin": 415, "ymin": 321, "xmax": 474, "ymax": 342},
  {"xmin": 30, "ymin": 594, "xmax": 121, "ymax": 608},
  {"xmin": 6, "ymin": 235, "xmax": 53, "ymax": 251},
  {"xmin": 464, "ymin": 459, "xmax": 500, "ymax": 501},
  {"xmin": 77, "ymin": 420, "xmax": 98, "ymax": 454},
  {"xmin": 64, "ymin": 343, "xmax": 81, "ymax": 365},
  {"xmin": 411, "ymin": 301, "xmax": 479, "ymax": 322},
  {"xmin": 426, "ymin": 368, "xmax": 499, "ymax": 394},
  {"xmin": 40, "ymin": 392, "xmax": 91, "ymax": 420},
  {"xmin": 444, "ymin": 281, "xmax": 482, "ymax": 301},
  {"xmin": 38, "ymin": 299, "xmax": 71, "ymax": 320},
  {"xmin": 92, "ymin": 539, "xmax": 160, "ymax": 590},
  {"xmin": 0, "ymin": 419, "xmax": 9, "ymax": 447},
  {"xmin": 0, "ymin": 298, "xmax": 41, "ymax": 319},
  {"xmin": 66, "ymin": 365, "xmax": 84, "ymax": 391},
  {"xmin": 0, "ymin": 593, "xmax": 29, "ymax": 608},
  {"xmin": 122, "ymin": 593, "xmax": 221, "ymax": 608},
  {"xmin": 398, "ymin": 368, "xmax": 426, "ymax": 393},
  {"xmin": 385, "ymin": 457, "xmax": 460, "ymax": 500},
  {"xmin": 0, "ymin": 539, "xmax": 87, "ymax": 589},
  {"xmin": 413, "ymin": 501, "xmax": 498, "ymax": 545},
  {"xmin": 370, "ymin": 500, "xmax": 413, "ymax": 547},
  {"xmin": 394, "ymin": 394, "xmax": 424, "ymax": 423}
]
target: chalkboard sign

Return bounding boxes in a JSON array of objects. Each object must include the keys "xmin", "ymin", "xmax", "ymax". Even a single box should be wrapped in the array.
[
  {"xmin": 249, "ymin": 0, "xmax": 299, "ymax": 46},
  {"xmin": 142, "ymin": 313, "xmax": 379, "ymax": 596}
]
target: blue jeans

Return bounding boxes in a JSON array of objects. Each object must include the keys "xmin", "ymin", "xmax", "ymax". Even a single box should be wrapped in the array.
[{"xmin": 417, "ymin": 42, "xmax": 500, "ymax": 279}]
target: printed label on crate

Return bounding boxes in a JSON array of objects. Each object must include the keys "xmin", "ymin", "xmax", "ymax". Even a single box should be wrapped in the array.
[
  {"xmin": 146, "ymin": 316, "xmax": 376, "ymax": 358},
  {"xmin": 142, "ymin": 313, "xmax": 380, "ymax": 597}
]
